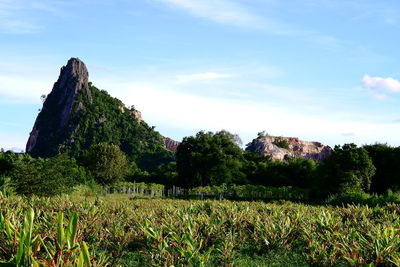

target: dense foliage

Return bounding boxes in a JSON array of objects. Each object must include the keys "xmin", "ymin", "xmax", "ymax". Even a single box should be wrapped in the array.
[
  {"xmin": 2, "ymin": 195, "xmax": 400, "ymax": 266},
  {"xmin": 0, "ymin": 152, "xmax": 14, "ymax": 176},
  {"xmin": 364, "ymin": 143, "xmax": 400, "ymax": 194},
  {"xmin": 175, "ymin": 131, "xmax": 320, "ymax": 194},
  {"xmin": 4, "ymin": 127, "xmax": 400, "ymax": 202},
  {"xmin": 11, "ymin": 154, "xmax": 86, "ymax": 196},
  {"xmin": 30, "ymin": 83, "xmax": 173, "ymax": 171},
  {"xmin": 317, "ymin": 143, "xmax": 376, "ymax": 196}
]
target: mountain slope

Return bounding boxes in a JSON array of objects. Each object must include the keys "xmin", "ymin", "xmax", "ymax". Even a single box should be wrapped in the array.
[{"xmin": 26, "ymin": 58, "xmax": 173, "ymax": 170}]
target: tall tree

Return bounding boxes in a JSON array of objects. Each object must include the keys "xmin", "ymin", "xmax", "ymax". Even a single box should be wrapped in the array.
[
  {"xmin": 317, "ymin": 143, "xmax": 376, "ymax": 196},
  {"xmin": 176, "ymin": 131, "xmax": 245, "ymax": 188},
  {"xmin": 84, "ymin": 143, "xmax": 128, "ymax": 185},
  {"xmin": 363, "ymin": 143, "xmax": 400, "ymax": 193}
]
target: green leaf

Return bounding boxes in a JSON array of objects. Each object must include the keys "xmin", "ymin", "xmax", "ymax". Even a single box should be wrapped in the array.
[
  {"xmin": 57, "ymin": 212, "xmax": 65, "ymax": 249},
  {"xmin": 66, "ymin": 212, "xmax": 78, "ymax": 249},
  {"xmin": 81, "ymin": 241, "xmax": 91, "ymax": 267}
]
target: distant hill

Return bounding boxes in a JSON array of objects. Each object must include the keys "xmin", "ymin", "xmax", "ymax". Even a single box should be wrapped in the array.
[{"xmin": 26, "ymin": 58, "xmax": 175, "ymax": 170}]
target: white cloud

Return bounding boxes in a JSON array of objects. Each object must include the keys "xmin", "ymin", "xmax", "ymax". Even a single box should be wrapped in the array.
[
  {"xmin": 0, "ymin": 132, "xmax": 26, "ymax": 152},
  {"xmin": 0, "ymin": 0, "xmax": 69, "ymax": 34},
  {"xmin": 366, "ymin": 89, "xmax": 388, "ymax": 101},
  {"xmin": 155, "ymin": 0, "xmax": 308, "ymax": 36},
  {"xmin": 97, "ymin": 79, "xmax": 400, "ymax": 147},
  {"xmin": 155, "ymin": 0, "xmax": 344, "ymax": 48},
  {"xmin": 362, "ymin": 75, "xmax": 400, "ymax": 92},
  {"xmin": 156, "ymin": 0, "xmax": 261, "ymax": 28},
  {"xmin": 362, "ymin": 75, "xmax": 400, "ymax": 99},
  {"xmin": 0, "ymin": 75, "xmax": 51, "ymax": 103},
  {"xmin": 3, "ymin": 69, "xmax": 400, "ymax": 148},
  {"xmin": 176, "ymin": 72, "xmax": 234, "ymax": 83}
]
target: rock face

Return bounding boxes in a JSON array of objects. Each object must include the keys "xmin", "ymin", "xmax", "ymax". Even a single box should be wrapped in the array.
[
  {"xmin": 26, "ymin": 58, "xmax": 92, "ymax": 155},
  {"xmin": 131, "ymin": 109, "xmax": 143, "ymax": 123},
  {"xmin": 247, "ymin": 135, "xmax": 332, "ymax": 161},
  {"xmin": 164, "ymin": 137, "xmax": 180, "ymax": 152}
]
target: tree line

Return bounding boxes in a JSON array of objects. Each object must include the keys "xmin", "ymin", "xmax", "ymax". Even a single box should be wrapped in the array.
[{"xmin": 1, "ymin": 130, "xmax": 400, "ymax": 202}]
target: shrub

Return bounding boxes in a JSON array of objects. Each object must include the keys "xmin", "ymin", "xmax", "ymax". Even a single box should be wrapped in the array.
[
  {"xmin": 273, "ymin": 138, "xmax": 290, "ymax": 149},
  {"xmin": 11, "ymin": 154, "xmax": 86, "ymax": 197}
]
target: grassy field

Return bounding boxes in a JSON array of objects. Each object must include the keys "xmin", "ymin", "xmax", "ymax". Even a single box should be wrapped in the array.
[{"xmin": 1, "ymin": 193, "xmax": 400, "ymax": 266}]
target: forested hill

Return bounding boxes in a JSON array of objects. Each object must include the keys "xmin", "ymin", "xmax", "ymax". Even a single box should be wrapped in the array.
[{"xmin": 26, "ymin": 58, "xmax": 173, "ymax": 171}]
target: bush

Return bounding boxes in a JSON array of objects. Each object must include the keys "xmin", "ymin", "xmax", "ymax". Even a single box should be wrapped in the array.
[
  {"xmin": 11, "ymin": 154, "xmax": 86, "ymax": 197},
  {"xmin": 326, "ymin": 192, "xmax": 372, "ymax": 205},
  {"xmin": 71, "ymin": 183, "xmax": 105, "ymax": 197},
  {"xmin": 273, "ymin": 138, "xmax": 290, "ymax": 149},
  {"xmin": 0, "ymin": 176, "xmax": 14, "ymax": 196}
]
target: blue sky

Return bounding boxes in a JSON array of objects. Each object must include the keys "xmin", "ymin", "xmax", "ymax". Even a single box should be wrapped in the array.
[{"xmin": 1, "ymin": 0, "xmax": 400, "ymax": 151}]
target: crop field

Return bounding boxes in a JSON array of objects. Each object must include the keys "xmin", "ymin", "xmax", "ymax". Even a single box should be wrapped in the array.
[{"xmin": 1, "ymin": 194, "xmax": 400, "ymax": 266}]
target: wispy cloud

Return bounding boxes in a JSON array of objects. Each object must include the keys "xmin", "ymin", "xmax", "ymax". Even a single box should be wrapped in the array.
[
  {"xmin": 362, "ymin": 74, "xmax": 400, "ymax": 99},
  {"xmin": 305, "ymin": 0, "xmax": 400, "ymax": 26},
  {"xmin": 176, "ymin": 72, "xmax": 234, "ymax": 83},
  {"xmin": 0, "ymin": 0, "xmax": 38, "ymax": 33},
  {"xmin": 0, "ymin": 75, "xmax": 51, "ymax": 103},
  {"xmin": 0, "ymin": 0, "xmax": 68, "ymax": 34},
  {"xmin": 156, "ymin": 0, "xmax": 307, "ymax": 36},
  {"xmin": 97, "ymin": 79, "xmax": 400, "ymax": 147},
  {"xmin": 155, "ymin": 0, "xmax": 344, "ymax": 48},
  {"xmin": 155, "ymin": 0, "xmax": 262, "ymax": 28}
]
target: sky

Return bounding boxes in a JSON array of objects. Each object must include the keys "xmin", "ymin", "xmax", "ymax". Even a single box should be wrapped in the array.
[{"xmin": 1, "ymin": 0, "xmax": 400, "ymax": 151}]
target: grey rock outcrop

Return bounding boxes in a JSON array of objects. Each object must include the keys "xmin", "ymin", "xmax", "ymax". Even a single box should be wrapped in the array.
[
  {"xmin": 247, "ymin": 135, "xmax": 332, "ymax": 161},
  {"xmin": 26, "ymin": 58, "xmax": 92, "ymax": 155}
]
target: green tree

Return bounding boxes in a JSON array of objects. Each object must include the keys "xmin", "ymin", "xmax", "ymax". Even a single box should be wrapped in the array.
[
  {"xmin": 0, "ymin": 151, "xmax": 17, "ymax": 176},
  {"xmin": 317, "ymin": 143, "xmax": 376, "ymax": 196},
  {"xmin": 150, "ymin": 162, "xmax": 178, "ymax": 186},
  {"xmin": 363, "ymin": 143, "xmax": 400, "ymax": 193},
  {"xmin": 176, "ymin": 131, "xmax": 245, "ymax": 187},
  {"xmin": 84, "ymin": 143, "xmax": 128, "ymax": 185}
]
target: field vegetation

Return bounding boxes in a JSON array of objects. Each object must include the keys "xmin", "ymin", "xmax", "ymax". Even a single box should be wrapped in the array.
[{"xmin": 2, "ymin": 194, "xmax": 400, "ymax": 266}]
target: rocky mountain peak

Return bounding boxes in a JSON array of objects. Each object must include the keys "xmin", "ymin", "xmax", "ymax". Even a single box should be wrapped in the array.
[
  {"xmin": 26, "ymin": 58, "xmax": 92, "ymax": 155},
  {"xmin": 54, "ymin": 57, "xmax": 92, "ymax": 107}
]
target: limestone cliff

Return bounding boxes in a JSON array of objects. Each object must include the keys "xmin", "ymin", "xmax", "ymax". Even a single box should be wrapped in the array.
[{"xmin": 247, "ymin": 135, "xmax": 332, "ymax": 161}]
